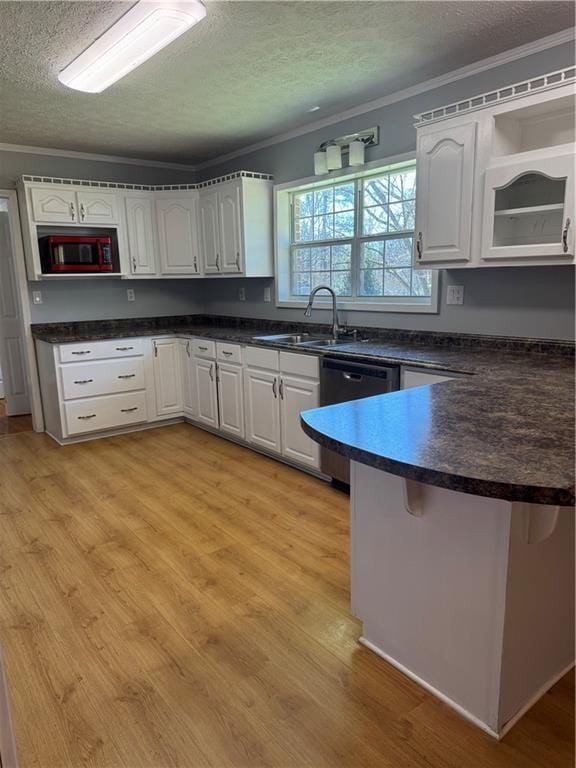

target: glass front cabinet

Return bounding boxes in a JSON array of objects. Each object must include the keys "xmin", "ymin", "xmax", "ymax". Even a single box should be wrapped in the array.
[{"xmin": 481, "ymin": 153, "xmax": 574, "ymax": 261}]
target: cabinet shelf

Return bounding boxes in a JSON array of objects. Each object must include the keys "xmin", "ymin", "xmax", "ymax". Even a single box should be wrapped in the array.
[{"xmin": 494, "ymin": 204, "xmax": 564, "ymax": 218}]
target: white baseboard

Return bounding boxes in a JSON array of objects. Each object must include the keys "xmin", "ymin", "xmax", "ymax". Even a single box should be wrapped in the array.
[
  {"xmin": 359, "ymin": 637, "xmax": 502, "ymax": 739},
  {"xmin": 360, "ymin": 637, "xmax": 575, "ymax": 740},
  {"xmin": 498, "ymin": 659, "xmax": 575, "ymax": 738}
]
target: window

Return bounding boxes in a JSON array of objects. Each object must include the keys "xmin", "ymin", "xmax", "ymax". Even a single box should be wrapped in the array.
[{"xmin": 277, "ymin": 160, "xmax": 437, "ymax": 313}]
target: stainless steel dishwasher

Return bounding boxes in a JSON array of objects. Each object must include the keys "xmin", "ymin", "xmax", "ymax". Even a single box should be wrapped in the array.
[{"xmin": 320, "ymin": 357, "xmax": 400, "ymax": 486}]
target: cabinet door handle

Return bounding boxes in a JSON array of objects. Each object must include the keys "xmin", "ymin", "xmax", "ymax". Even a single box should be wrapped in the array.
[
  {"xmin": 71, "ymin": 350, "xmax": 91, "ymax": 355},
  {"xmin": 562, "ymin": 218, "xmax": 571, "ymax": 253},
  {"xmin": 198, "ymin": 345, "xmax": 208, "ymax": 352},
  {"xmin": 132, "ymin": 257, "xmax": 137, "ymax": 272},
  {"xmin": 279, "ymin": 378, "xmax": 284, "ymax": 399},
  {"xmin": 80, "ymin": 203, "xmax": 86, "ymax": 221},
  {"xmin": 186, "ymin": 340, "xmax": 191, "ymax": 358},
  {"xmin": 117, "ymin": 374, "xmax": 136, "ymax": 379},
  {"xmin": 209, "ymin": 363, "xmax": 214, "ymax": 382},
  {"xmin": 120, "ymin": 407, "xmax": 139, "ymax": 413},
  {"xmin": 70, "ymin": 201, "xmax": 76, "ymax": 221},
  {"xmin": 73, "ymin": 379, "xmax": 93, "ymax": 385},
  {"xmin": 154, "ymin": 342, "xmax": 158, "ymax": 357},
  {"xmin": 116, "ymin": 346, "xmax": 134, "ymax": 351},
  {"xmin": 416, "ymin": 232, "xmax": 423, "ymax": 259},
  {"xmin": 272, "ymin": 377, "xmax": 277, "ymax": 399},
  {"xmin": 215, "ymin": 253, "xmax": 220, "ymax": 270},
  {"xmin": 235, "ymin": 252, "xmax": 240, "ymax": 271},
  {"xmin": 78, "ymin": 414, "xmax": 96, "ymax": 420},
  {"xmin": 221, "ymin": 350, "xmax": 233, "ymax": 357}
]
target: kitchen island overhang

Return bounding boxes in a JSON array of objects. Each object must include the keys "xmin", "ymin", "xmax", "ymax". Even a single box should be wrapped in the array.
[{"xmin": 301, "ymin": 373, "xmax": 575, "ymax": 739}]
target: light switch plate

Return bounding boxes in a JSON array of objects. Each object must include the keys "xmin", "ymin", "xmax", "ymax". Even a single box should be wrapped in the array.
[
  {"xmin": 32, "ymin": 290, "xmax": 43, "ymax": 305},
  {"xmin": 126, "ymin": 289, "xmax": 135, "ymax": 302},
  {"xmin": 446, "ymin": 285, "xmax": 464, "ymax": 305},
  {"xmin": 263, "ymin": 286, "xmax": 272, "ymax": 303},
  {"xmin": 238, "ymin": 287, "xmax": 246, "ymax": 301}
]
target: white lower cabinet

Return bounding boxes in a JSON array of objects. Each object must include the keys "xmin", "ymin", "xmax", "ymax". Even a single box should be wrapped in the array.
[
  {"xmin": 65, "ymin": 391, "xmax": 147, "ymax": 436},
  {"xmin": 152, "ymin": 338, "xmax": 183, "ymax": 417},
  {"xmin": 181, "ymin": 339, "xmax": 196, "ymax": 417},
  {"xmin": 217, "ymin": 361, "xmax": 244, "ymax": 438},
  {"xmin": 280, "ymin": 374, "xmax": 320, "ymax": 469},
  {"xmin": 244, "ymin": 366, "xmax": 281, "ymax": 452},
  {"xmin": 194, "ymin": 356, "xmax": 219, "ymax": 428}
]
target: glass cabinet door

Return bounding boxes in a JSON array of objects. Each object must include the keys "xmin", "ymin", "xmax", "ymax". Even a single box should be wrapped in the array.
[{"xmin": 482, "ymin": 153, "xmax": 573, "ymax": 261}]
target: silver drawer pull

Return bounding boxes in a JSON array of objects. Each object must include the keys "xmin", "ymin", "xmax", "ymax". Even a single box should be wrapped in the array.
[
  {"xmin": 117, "ymin": 374, "xmax": 136, "ymax": 379},
  {"xmin": 71, "ymin": 350, "xmax": 91, "ymax": 355},
  {"xmin": 77, "ymin": 414, "xmax": 96, "ymax": 420},
  {"xmin": 116, "ymin": 346, "xmax": 134, "ymax": 351},
  {"xmin": 73, "ymin": 379, "xmax": 93, "ymax": 385},
  {"xmin": 222, "ymin": 351, "xmax": 233, "ymax": 357},
  {"xmin": 198, "ymin": 346, "xmax": 208, "ymax": 351},
  {"xmin": 120, "ymin": 407, "xmax": 139, "ymax": 413}
]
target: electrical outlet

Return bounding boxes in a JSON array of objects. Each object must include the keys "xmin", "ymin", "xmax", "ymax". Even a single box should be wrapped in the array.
[
  {"xmin": 263, "ymin": 286, "xmax": 272, "ymax": 303},
  {"xmin": 446, "ymin": 285, "xmax": 464, "ymax": 305},
  {"xmin": 126, "ymin": 288, "xmax": 135, "ymax": 302},
  {"xmin": 238, "ymin": 287, "xmax": 246, "ymax": 301},
  {"xmin": 32, "ymin": 290, "xmax": 43, "ymax": 305}
]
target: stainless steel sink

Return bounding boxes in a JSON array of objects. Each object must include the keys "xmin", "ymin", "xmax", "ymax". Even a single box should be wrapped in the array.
[
  {"xmin": 296, "ymin": 338, "xmax": 350, "ymax": 348},
  {"xmin": 252, "ymin": 333, "xmax": 327, "ymax": 344}
]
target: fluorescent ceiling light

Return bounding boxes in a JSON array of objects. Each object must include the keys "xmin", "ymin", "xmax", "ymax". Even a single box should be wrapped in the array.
[{"xmin": 58, "ymin": 0, "xmax": 206, "ymax": 93}]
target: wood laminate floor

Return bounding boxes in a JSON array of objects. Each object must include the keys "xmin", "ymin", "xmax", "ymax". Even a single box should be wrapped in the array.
[
  {"xmin": 0, "ymin": 400, "xmax": 33, "ymax": 437},
  {"xmin": 0, "ymin": 424, "xmax": 573, "ymax": 768}
]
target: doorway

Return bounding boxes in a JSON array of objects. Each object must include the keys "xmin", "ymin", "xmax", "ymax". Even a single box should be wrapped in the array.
[{"xmin": 0, "ymin": 191, "xmax": 39, "ymax": 435}]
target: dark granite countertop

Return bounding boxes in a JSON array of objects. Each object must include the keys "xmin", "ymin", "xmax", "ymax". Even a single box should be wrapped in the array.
[{"xmin": 32, "ymin": 314, "xmax": 575, "ymax": 505}]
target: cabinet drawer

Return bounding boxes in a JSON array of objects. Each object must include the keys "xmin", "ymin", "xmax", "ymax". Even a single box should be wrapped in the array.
[
  {"xmin": 60, "ymin": 358, "xmax": 145, "ymax": 400},
  {"xmin": 59, "ymin": 338, "xmax": 143, "ymax": 363},
  {"xmin": 245, "ymin": 346, "xmax": 279, "ymax": 371},
  {"xmin": 64, "ymin": 391, "xmax": 147, "ymax": 436},
  {"xmin": 192, "ymin": 339, "xmax": 216, "ymax": 358},
  {"xmin": 216, "ymin": 342, "xmax": 242, "ymax": 364},
  {"xmin": 280, "ymin": 351, "xmax": 319, "ymax": 379}
]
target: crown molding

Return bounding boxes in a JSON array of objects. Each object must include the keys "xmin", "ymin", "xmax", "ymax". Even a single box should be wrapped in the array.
[
  {"xmin": 0, "ymin": 142, "xmax": 198, "ymax": 172},
  {"xmin": 196, "ymin": 27, "xmax": 575, "ymax": 171}
]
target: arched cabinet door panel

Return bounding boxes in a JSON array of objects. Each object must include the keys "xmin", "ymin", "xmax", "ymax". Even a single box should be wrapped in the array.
[
  {"xmin": 30, "ymin": 187, "xmax": 77, "ymax": 223},
  {"xmin": 156, "ymin": 196, "xmax": 200, "ymax": 275},
  {"xmin": 482, "ymin": 153, "xmax": 574, "ymax": 262},
  {"xmin": 414, "ymin": 122, "xmax": 477, "ymax": 264}
]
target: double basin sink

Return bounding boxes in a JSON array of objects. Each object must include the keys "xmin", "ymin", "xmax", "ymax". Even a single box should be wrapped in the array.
[{"xmin": 252, "ymin": 333, "xmax": 359, "ymax": 349}]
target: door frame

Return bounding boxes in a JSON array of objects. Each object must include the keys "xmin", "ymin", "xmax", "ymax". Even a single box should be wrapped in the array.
[{"xmin": 0, "ymin": 189, "xmax": 44, "ymax": 431}]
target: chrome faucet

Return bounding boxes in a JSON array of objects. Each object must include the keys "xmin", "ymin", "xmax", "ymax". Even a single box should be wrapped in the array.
[{"xmin": 304, "ymin": 285, "xmax": 340, "ymax": 338}]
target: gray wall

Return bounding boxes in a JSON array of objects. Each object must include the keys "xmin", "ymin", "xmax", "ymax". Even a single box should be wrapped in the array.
[
  {"xmin": 198, "ymin": 40, "xmax": 575, "ymax": 340},
  {"xmin": 0, "ymin": 148, "xmax": 202, "ymax": 322}
]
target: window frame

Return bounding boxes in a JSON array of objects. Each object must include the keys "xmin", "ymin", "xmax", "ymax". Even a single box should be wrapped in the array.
[{"xmin": 274, "ymin": 153, "xmax": 439, "ymax": 314}]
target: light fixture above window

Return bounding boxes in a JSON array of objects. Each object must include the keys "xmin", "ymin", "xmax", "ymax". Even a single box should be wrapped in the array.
[
  {"xmin": 313, "ymin": 127, "xmax": 379, "ymax": 176},
  {"xmin": 58, "ymin": 0, "xmax": 207, "ymax": 93}
]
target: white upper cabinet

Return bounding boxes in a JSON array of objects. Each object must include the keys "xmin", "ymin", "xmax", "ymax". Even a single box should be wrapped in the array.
[
  {"xmin": 29, "ymin": 187, "xmax": 118, "ymax": 225},
  {"xmin": 77, "ymin": 191, "xmax": 119, "ymax": 225},
  {"xmin": 481, "ymin": 152, "xmax": 574, "ymax": 262},
  {"xmin": 125, "ymin": 195, "xmax": 158, "ymax": 275},
  {"xmin": 156, "ymin": 194, "xmax": 201, "ymax": 275},
  {"xmin": 413, "ymin": 75, "xmax": 575, "ymax": 269},
  {"xmin": 414, "ymin": 122, "xmax": 476, "ymax": 264},
  {"xmin": 219, "ymin": 181, "xmax": 243, "ymax": 273},
  {"xmin": 199, "ymin": 178, "xmax": 272, "ymax": 277},
  {"xmin": 30, "ymin": 187, "xmax": 78, "ymax": 223},
  {"xmin": 198, "ymin": 190, "xmax": 220, "ymax": 274}
]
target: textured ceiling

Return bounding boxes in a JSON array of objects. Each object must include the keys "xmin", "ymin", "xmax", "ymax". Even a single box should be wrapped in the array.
[{"xmin": 0, "ymin": 1, "xmax": 573, "ymax": 164}]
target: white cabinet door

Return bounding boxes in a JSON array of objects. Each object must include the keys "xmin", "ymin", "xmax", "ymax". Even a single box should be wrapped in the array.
[
  {"xmin": 244, "ymin": 367, "xmax": 280, "ymax": 453},
  {"xmin": 156, "ymin": 197, "xmax": 200, "ymax": 275},
  {"xmin": 194, "ymin": 356, "xmax": 219, "ymax": 428},
  {"xmin": 481, "ymin": 152, "xmax": 574, "ymax": 262},
  {"xmin": 77, "ymin": 191, "xmax": 119, "ymax": 225},
  {"xmin": 217, "ymin": 361, "xmax": 244, "ymax": 438},
  {"xmin": 414, "ymin": 122, "xmax": 476, "ymax": 264},
  {"xmin": 30, "ymin": 187, "xmax": 77, "ymax": 223},
  {"xmin": 219, "ymin": 181, "xmax": 244, "ymax": 274},
  {"xmin": 125, "ymin": 196, "xmax": 157, "ymax": 275},
  {"xmin": 280, "ymin": 374, "xmax": 320, "ymax": 469},
  {"xmin": 181, "ymin": 339, "xmax": 196, "ymax": 417},
  {"xmin": 199, "ymin": 191, "xmax": 220, "ymax": 274},
  {"xmin": 152, "ymin": 339, "xmax": 183, "ymax": 417}
]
